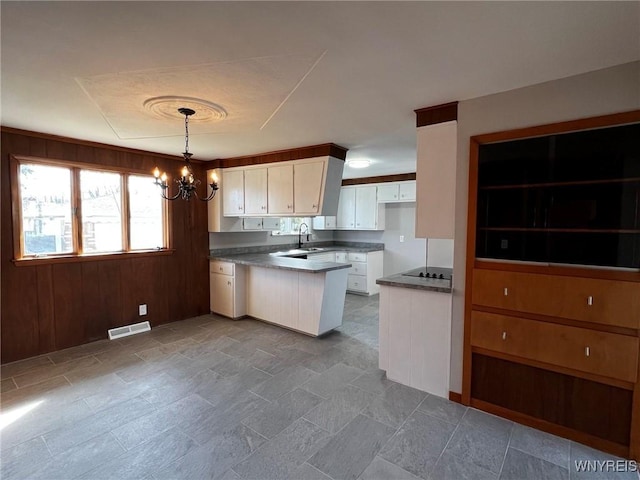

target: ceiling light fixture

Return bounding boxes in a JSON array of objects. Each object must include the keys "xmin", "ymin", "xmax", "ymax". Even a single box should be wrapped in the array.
[
  {"xmin": 347, "ymin": 159, "xmax": 371, "ymax": 169},
  {"xmin": 153, "ymin": 108, "xmax": 219, "ymax": 201}
]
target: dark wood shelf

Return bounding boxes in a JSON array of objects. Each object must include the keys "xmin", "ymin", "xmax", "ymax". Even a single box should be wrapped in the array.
[{"xmin": 479, "ymin": 177, "xmax": 640, "ymax": 191}]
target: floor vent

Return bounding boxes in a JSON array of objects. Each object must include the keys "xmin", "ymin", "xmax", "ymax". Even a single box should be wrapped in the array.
[{"xmin": 108, "ymin": 321, "xmax": 151, "ymax": 340}]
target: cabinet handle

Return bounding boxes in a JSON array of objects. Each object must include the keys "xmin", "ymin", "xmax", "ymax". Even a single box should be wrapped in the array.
[
  {"xmin": 227, "ymin": 281, "xmax": 231, "ymax": 286},
  {"xmin": 502, "ymin": 331, "xmax": 507, "ymax": 341},
  {"xmin": 219, "ymin": 267, "xmax": 223, "ymax": 271},
  {"xmin": 587, "ymin": 296, "xmax": 593, "ymax": 306},
  {"xmin": 503, "ymin": 287, "xmax": 508, "ymax": 296},
  {"xmin": 312, "ymin": 204, "xmax": 317, "ymax": 209},
  {"xmin": 585, "ymin": 346, "xmax": 590, "ymax": 357}
]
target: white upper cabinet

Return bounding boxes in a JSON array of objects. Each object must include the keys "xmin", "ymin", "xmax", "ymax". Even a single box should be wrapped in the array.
[
  {"xmin": 376, "ymin": 181, "xmax": 416, "ymax": 203},
  {"xmin": 355, "ymin": 185, "xmax": 378, "ymax": 229},
  {"xmin": 399, "ymin": 181, "xmax": 416, "ymax": 201},
  {"xmin": 336, "ymin": 185, "xmax": 385, "ymax": 230},
  {"xmin": 336, "ymin": 187, "xmax": 356, "ymax": 229},
  {"xmin": 217, "ymin": 156, "xmax": 343, "ymax": 217},
  {"xmin": 294, "ymin": 161, "xmax": 325, "ymax": 215},
  {"xmin": 267, "ymin": 164, "xmax": 294, "ymax": 215},
  {"xmin": 416, "ymin": 121, "xmax": 457, "ymax": 238},
  {"xmin": 377, "ymin": 183, "xmax": 400, "ymax": 202},
  {"xmin": 222, "ymin": 169, "xmax": 245, "ymax": 216},
  {"xmin": 244, "ymin": 168, "xmax": 268, "ymax": 215}
]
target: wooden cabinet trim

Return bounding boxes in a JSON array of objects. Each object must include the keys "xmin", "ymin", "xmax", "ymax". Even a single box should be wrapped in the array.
[
  {"xmin": 472, "ymin": 305, "xmax": 639, "ymax": 338},
  {"xmin": 471, "ymin": 346, "xmax": 635, "ymax": 391},
  {"xmin": 470, "ymin": 398, "xmax": 630, "ymax": 459},
  {"xmin": 475, "ymin": 260, "xmax": 640, "ymax": 283}
]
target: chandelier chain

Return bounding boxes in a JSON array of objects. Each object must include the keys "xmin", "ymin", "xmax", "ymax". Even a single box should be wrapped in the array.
[{"xmin": 184, "ymin": 114, "xmax": 190, "ymax": 155}]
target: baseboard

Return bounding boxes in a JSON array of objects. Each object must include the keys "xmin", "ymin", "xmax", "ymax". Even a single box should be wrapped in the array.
[{"xmin": 449, "ymin": 391, "xmax": 462, "ymax": 404}]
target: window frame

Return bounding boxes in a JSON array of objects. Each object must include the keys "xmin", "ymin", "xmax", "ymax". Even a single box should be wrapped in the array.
[{"xmin": 10, "ymin": 155, "xmax": 170, "ymax": 265}]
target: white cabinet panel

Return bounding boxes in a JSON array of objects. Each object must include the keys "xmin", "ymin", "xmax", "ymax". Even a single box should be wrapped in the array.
[
  {"xmin": 244, "ymin": 168, "xmax": 268, "ymax": 215},
  {"xmin": 355, "ymin": 186, "xmax": 378, "ymax": 229},
  {"xmin": 335, "ymin": 252, "xmax": 347, "ymax": 263},
  {"xmin": 294, "ymin": 161, "xmax": 325, "ymax": 214},
  {"xmin": 267, "ymin": 164, "xmax": 294, "ymax": 215},
  {"xmin": 399, "ymin": 181, "xmax": 416, "ymax": 201},
  {"xmin": 210, "ymin": 261, "xmax": 245, "ymax": 319},
  {"xmin": 222, "ymin": 169, "xmax": 245, "ymax": 216},
  {"xmin": 379, "ymin": 285, "xmax": 452, "ymax": 398},
  {"xmin": 243, "ymin": 218, "xmax": 263, "ymax": 230},
  {"xmin": 261, "ymin": 217, "xmax": 281, "ymax": 230},
  {"xmin": 377, "ymin": 184, "xmax": 399, "ymax": 202},
  {"xmin": 307, "ymin": 252, "xmax": 336, "ymax": 263},
  {"xmin": 336, "ymin": 187, "xmax": 356, "ymax": 229},
  {"xmin": 345, "ymin": 250, "xmax": 383, "ymax": 296},
  {"xmin": 312, "ymin": 216, "xmax": 336, "ymax": 230},
  {"xmin": 416, "ymin": 121, "xmax": 456, "ymax": 238},
  {"xmin": 336, "ymin": 186, "xmax": 384, "ymax": 230}
]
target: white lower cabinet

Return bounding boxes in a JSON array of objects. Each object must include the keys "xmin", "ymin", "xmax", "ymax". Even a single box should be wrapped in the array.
[
  {"xmin": 379, "ymin": 285, "xmax": 452, "ymax": 398},
  {"xmin": 346, "ymin": 251, "xmax": 383, "ymax": 296},
  {"xmin": 210, "ymin": 261, "xmax": 246, "ymax": 319},
  {"xmin": 246, "ymin": 266, "xmax": 347, "ymax": 335}
]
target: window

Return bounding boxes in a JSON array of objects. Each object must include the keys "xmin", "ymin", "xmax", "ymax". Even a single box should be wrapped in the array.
[
  {"xmin": 271, "ymin": 217, "xmax": 312, "ymax": 236},
  {"xmin": 12, "ymin": 156, "xmax": 167, "ymax": 261}
]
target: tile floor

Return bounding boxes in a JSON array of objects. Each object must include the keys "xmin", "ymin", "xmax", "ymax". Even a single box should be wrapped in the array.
[{"xmin": 1, "ymin": 294, "xmax": 638, "ymax": 480}]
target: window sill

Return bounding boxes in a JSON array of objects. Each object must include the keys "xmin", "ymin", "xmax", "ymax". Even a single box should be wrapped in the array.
[{"xmin": 12, "ymin": 249, "xmax": 175, "ymax": 267}]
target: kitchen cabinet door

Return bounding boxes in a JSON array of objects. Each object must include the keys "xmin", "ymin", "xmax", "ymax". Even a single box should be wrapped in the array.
[
  {"xmin": 261, "ymin": 217, "xmax": 281, "ymax": 230},
  {"xmin": 377, "ymin": 183, "xmax": 400, "ymax": 202},
  {"xmin": 267, "ymin": 164, "xmax": 294, "ymax": 215},
  {"xmin": 242, "ymin": 218, "xmax": 263, "ymax": 230},
  {"xmin": 337, "ymin": 187, "xmax": 356, "ymax": 229},
  {"xmin": 222, "ymin": 169, "xmax": 245, "ymax": 216},
  {"xmin": 399, "ymin": 181, "xmax": 416, "ymax": 201},
  {"xmin": 355, "ymin": 185, "xmax": 378, "ymax": 229},
  {"xmin": 312, "ymin": 216, "xmax": 336, "ymax": 230},
  {"xmin": 244, "ymin": 168, "xmax": 268, "ymax": 215},
  {"xmin": 210, "ymin": 274, "xmax": 234, "ymax": 318},
  {"xmin": 294, "ymin": 161, "xmax": 325, "ymax": 214}
]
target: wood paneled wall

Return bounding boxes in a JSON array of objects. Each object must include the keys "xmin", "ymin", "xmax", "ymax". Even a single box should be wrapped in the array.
[{"xmin": 1, "ymin": 129, "xmax": 210, "ymax": 363}]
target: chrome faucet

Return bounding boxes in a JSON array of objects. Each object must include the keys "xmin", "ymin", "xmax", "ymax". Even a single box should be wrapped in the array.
[{"xmin": 298, "ymin": 222, "xmax": 309, "ymax": 249}]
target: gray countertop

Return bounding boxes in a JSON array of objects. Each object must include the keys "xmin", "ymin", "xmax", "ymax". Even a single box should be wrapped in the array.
[
  {"xmin": 376, "ymin": 267, "xmax": 453, "ymax": 294},
  {"xmin": 210, "ymin": 253, "xmax": 352, "ymax": 273},
  {"xmin": 209, "ymin": 241, "xmax": 384, "ymax": 257}
]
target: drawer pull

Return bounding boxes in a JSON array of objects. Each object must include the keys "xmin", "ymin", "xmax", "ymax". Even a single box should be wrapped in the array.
[
  {"xmin": 585, "ymin": 346, "xmax": 590, "ymax": 357},
  {"xmin": 503, "ymin": 287, "xmax": 508, "ymax": 296},
  {"xmin": 219, "ymin": 267, "xmax": 223, "ymax": 271},
  {"xmin": 587, "ymin": 296, "xmax": 593, "ymax": 306},
  {"xmin": 502, "ymin": 331, "xmax": 507, "ymax": 340},
  {"xmin": 227, "ymin": 281, "xmax": 232, "ymax": 286}
]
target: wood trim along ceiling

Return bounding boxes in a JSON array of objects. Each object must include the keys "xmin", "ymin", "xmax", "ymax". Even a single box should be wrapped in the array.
[
  {"xmin": 210, "ymin": 143, "xmax": 348, "ymax": 169},
  {"xmin": 341, "ymin": 173, "xmax": 416, "ymax": 186},
  {"xmin": 415, "ymin": 102, "xmax": 458, "ymax": 128}
]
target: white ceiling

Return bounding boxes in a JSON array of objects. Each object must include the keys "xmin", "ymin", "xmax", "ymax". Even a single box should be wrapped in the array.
[{"xmin": 1, "ymin": 2, "xmax": 638, "ymax": 178}]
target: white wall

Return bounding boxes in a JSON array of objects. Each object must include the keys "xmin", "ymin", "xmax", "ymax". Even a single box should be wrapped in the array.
[
  {"xmin": 334, "ymin": 203, "xmax": 428, "ymax": 276},
  {"xmin": 450, "ymin": 61, "xmax": 640, "ymax": 393}
]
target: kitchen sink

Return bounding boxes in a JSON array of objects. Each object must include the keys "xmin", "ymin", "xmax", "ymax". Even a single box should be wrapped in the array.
[{"xmin": 269, "ymin": 247, "xmax": 326, "ymax": 257}]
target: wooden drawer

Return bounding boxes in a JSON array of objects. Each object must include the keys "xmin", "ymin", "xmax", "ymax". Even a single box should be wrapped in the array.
[
  {"xmin": 470, "ymin": 311, "xmax": 639, "ymax": 383},
  {"xmin": 348, "ymin": 252, "xmax": 367, "ymax": 263},
  {"xmin": 472, "ymin": 269, "xmax": 640, "ymax": 329},
  {"xmin": 210, "ymin": 261, "xmax": 234, "ymax": 276},
  {"xmin": 351, "ymin": 262, "xmax": 367, "ymax": 276},
  {"xmin": 348, "ymin": 274, "xmax": 367, "ymax": 292}
]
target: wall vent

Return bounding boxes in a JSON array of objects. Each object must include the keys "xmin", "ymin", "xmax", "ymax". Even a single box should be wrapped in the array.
[{"xmin": 108, "ymin": 321, "xmax": 151, "ymax": 340}]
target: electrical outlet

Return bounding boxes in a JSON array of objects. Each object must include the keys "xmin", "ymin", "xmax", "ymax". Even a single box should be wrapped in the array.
[
  {"xmin": 399, "ymin": 235, "xmax": 405, "ymax": 243},
  {"xmin": 139, "ymin": 304, "xmax": 147, "ymax": 316}
]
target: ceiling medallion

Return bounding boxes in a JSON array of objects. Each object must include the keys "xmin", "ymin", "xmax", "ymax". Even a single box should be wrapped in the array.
[{"xmin": 143, "ymin": 96, "xmax": 227, "ymax": 122}]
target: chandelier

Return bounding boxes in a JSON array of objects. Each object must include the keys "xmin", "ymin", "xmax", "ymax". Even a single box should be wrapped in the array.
[{"xmin": 153, "ymin": 107, "xmax": 219, "ymax": 201}]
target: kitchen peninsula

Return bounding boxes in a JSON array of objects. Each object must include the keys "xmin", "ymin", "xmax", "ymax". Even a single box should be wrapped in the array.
[
  {"xmin": 210, "ymin": 243, "xmax": 383, "ymax": 336},
  {"xmin": 377, "ymin": 267, "xmax": 453, "ymax": 398}
]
